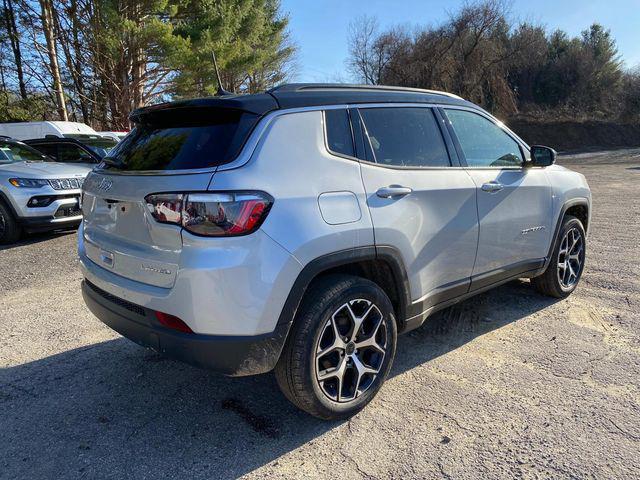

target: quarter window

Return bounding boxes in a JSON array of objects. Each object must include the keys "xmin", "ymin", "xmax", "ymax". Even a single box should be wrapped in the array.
[
  {"xmin": 358, "ymin": 107, "xmax": 450, "ymax": 167},
  {"xmin": 445, "ymin": 109, "xmax": 523, "ymax": 167},
  {"xmin": 324, "ymin": 109, "xmax": 355, "ymax": 157}
]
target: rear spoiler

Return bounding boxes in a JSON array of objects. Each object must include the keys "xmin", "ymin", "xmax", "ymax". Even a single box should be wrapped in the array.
[{"xmin": 129, "ymin": 94, "xmax": 279, "ymax": 123}]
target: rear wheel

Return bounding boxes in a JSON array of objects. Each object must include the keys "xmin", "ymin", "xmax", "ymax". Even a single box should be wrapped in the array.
[
  {"xmin": 275, "ymin": 275, "xmax": 397, "ymax": 420},
  {"xmin": 532, "ymin": 215, "xmax": 586, "ymax": 298},
  {"xmin": 0, "ymin": 202, "xmax": 21, "ymax": 245}
]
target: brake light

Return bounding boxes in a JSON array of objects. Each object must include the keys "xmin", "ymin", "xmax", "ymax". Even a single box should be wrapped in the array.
[
  {"xmin": 155, "ymin": 311, "xmax": 193, "ymax": 334},
  {"xmin": 145, "ymin": 191, "xmax": 272, "ymax": 237}
]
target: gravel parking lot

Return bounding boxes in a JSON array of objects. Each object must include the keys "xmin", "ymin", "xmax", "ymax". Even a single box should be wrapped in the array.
[{"xmin": 1, "ymin": 151, "xmax": 639, "ymax": 479}]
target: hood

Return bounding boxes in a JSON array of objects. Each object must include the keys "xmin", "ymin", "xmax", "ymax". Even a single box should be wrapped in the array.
[
  {"xmin": 546, "ymin": 164, "xmax": 569, "ymax": 172},
  {"xmin": 0, "ymin": 161, "xmax": 93, "ymax": 178}
]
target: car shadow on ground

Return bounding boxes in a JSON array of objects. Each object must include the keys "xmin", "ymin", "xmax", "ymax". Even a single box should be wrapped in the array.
[
  {"xmin": 0, "ymin": 229, "xmax": 75, "ymax": 251},
  {"xmin": 0, "ymin": 280, "xmax": 559, "ymax": 479}
]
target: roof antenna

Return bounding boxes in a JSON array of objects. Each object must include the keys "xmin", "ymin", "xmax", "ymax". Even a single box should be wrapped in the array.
[{"xmin": 211, "ymin": 49, "xmax": 232, "ymax": 96}]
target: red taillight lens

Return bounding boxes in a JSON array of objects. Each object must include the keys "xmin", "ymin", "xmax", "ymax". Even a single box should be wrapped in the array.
[
  {"xmin": 145, "ymin": 191, "xmax": 272, "ymax": 237},
  {"xmin": 155, "ymin": 311, "xmax": 193, "ymax": 334}
]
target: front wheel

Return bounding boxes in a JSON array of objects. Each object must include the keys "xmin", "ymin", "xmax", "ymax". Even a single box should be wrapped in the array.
[
  {"xmin": 532, "ymin": 215, "xmax": 586, "ymax": 298},
  {"xmin": 275, "ymin": 274, "xmax": 397, "ymax": 420}
]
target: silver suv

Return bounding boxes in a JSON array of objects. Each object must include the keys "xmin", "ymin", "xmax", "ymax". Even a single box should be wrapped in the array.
[
  {"xmin": 79, "ymin": 84, "xmax": 591, "ymax": 419},
  {"xmin": 0, "ymin": 137, "xmax": 91, "ymax": 244}
]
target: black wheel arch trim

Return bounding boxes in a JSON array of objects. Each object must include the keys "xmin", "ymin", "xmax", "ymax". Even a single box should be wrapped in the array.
[
  {"xmin": 276, "ymin": 245, "xmax": 412, "ymax": 330},
  {"xmin": 0, "ymin": 191, "xmax": 19, "ymax": 218},
  {"xmin": 541, "ymin": 198, "xmax": 589, "ymax": 273}
]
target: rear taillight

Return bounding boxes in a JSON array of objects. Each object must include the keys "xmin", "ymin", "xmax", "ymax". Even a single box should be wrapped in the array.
[{"xmin": 145, "ymin": 191, "xmax": 272, "ymax": 237}]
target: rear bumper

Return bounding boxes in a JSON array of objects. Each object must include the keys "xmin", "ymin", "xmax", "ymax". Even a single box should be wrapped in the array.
[
  {"xmin": 78, "ymin": 222, "xmax": 303, "ymax": 336},
  {"xmin": 82, "ymin": 280, "xmax": 290, "ymax": 376}
]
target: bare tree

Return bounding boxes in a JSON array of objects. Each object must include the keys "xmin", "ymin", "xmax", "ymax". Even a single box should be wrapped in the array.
[
  {"xmin": 346, "ymin": 1, "xmax": 522, "ymax": 115},
  {"xmin": 347, "ymin": 15, "xmax": 384, "ymax": 84},
  {"xmin": 53, "ymin": 0, "xmax": 92, "ymax": 123},
  {"xmin": 38, "ymin": 0, "xmax": 67, "ymax": 120},
  {"xmin": 2, "ymin": 0, "xmax": 27, "ymax": 99}
]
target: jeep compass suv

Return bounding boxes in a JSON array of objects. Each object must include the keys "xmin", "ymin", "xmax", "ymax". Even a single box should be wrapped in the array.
[
  {"xmin": 0, "ymin": 137, "xmax": 91, "ymax": 244},
  {"xmin": 79, "ymin": 84, "xmax": 591, "ymax": 419}
]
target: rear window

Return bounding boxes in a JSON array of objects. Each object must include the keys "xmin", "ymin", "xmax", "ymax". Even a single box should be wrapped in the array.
[{"xmin": 102, "ymin": 108, "xmax": 259, "ymax": 171}]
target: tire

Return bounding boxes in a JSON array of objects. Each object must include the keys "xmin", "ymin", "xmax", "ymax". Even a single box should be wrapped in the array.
[
  {"xmin": 275, "ymin": 274, "xmax": 397, "ymax": 420},
  {"xmin": 0, "ymin": 201, "xmax": 21, "ymax": 245},
  {"xmin": 532, "ymin": 215, "xmax": 586, "ymax": 298}
]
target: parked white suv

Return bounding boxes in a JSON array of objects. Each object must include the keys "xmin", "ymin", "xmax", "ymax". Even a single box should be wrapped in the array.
[
  {"xmin": 0, "ymin": 137, "xmax": 91, "ymax": 243},
  {"xmin": 79, "ymin": 84, "xmax": 591, "ymax": 419}
]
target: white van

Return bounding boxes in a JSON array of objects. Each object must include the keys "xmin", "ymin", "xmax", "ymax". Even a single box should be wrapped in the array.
[{"xmin": 0, "ymin": 121, "xmax": 98, "ymax": 140}]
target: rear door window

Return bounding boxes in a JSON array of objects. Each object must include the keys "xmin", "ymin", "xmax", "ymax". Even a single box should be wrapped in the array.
[
  {"xmin": 324, "ymin": 109, "xmax": 355, "ymax": 157},
  {"xmin": 358, "ymin": 107, "xmax": 450, "ymax": 167},
  {"xmin": 103, "ymin": 108, "xmax": 259, "ymax": 171}
]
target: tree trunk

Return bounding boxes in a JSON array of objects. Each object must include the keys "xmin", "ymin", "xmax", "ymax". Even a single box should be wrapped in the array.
[
  {"xmin": 132, "ymin": 46, "xmax": 145, "ymax": 109},
  {"xmin": 71, "ymin": 2, "xmax": 89, "ymax": 124},
  {"xmin": 3, "ymin": 0, "xmax": 27, "ymax": 99},
  {"xmin": 131, "ymin": 1, "xmax": 145, "ymax": 113},
  {"xmin": 53, "ymin": 0, "xmax": 89, "ymax": 123},
  {"xmin": 39, "ymin": 0, "xmax": 68, "ymax": 120}
]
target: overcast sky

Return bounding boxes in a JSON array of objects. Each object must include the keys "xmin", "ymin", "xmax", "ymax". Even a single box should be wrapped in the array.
[{"xmin": 281, "ymin": 0, "xmax": 640, "ymax": 82}]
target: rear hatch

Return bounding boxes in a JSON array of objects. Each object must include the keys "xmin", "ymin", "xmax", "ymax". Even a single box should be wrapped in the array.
[{"xmin": 81, "ymin": 104, "xmax": 265, "ymax": 288}]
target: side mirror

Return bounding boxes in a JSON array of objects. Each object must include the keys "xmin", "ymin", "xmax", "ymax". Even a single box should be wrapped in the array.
[{"xmin": 530, "ymin": 145, "xmax": 556, "ymax": 167}]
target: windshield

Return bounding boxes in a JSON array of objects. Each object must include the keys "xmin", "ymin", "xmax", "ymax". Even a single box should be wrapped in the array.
[
  {"xmin": 0, "ymin": 142, "xmax": 47, "ymax": 164},
  {"xmin": 102, "ymin": 108, "xmax": 259, "ymax": 171},
  {"xmin": 85, "ymin": 145, "xmax": 115, "ymax": 158},
  {"xmin": 65, "ymin": 134, "xmax": 118, "ymax": 159}
]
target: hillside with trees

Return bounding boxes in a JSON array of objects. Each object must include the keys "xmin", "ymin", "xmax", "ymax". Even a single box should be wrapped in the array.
[{"xmin": 347, "ymin": 1, "xmax": 640, "ymax": 149}]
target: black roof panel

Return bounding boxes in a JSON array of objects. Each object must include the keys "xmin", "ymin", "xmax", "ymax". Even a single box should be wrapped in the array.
[{"xmin": 130, "ymin": 83, "xmax": 474, "ymax": 121}]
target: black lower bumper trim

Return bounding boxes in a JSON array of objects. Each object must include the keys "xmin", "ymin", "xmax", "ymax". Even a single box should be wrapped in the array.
[
  {"xmin": 18, "ymin": 215, "xmax": 81, "ymax": 232},
  {"xmin": 81, "ymin": 280, "xmax": 290, "ymax": 376}
]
